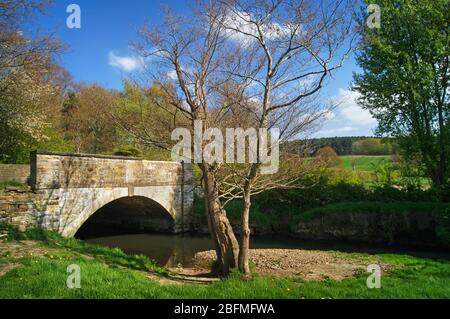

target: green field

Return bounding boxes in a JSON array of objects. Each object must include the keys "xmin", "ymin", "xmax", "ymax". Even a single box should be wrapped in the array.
[{"xmin": 340, "ymin": 156, "xmax": 392, "ymax": 172}]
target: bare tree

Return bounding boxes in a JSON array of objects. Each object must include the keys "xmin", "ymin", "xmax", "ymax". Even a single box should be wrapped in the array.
[
  {"xmin": 206, "ymin": 0, "xmax": 356, "ymax": 276},
  {"xmin": 132, "ymin": 0, "xmax": 355, "ymax": 275},
  {"xmin": 134, "ymin": 2, "xmax": 242, "ymax": 274},
  {"xmin": 0, "ymin": 0, "xmax": 62, "ymax": 73}
]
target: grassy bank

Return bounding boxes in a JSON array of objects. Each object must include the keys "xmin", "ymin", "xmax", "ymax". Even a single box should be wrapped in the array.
[
  {"xmin": 0, "ymin": 179, "xmax": 27, "ymax": 190},
  {"xmin": 1, "ymin": 224, "xmax": 450, "ymax": 298},
  {"xmin": 299, "ymin": 202, "xmax": 450, "ymax": 222}
]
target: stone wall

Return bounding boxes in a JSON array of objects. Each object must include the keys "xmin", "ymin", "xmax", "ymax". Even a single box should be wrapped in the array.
[
  {"xmin": 0, "ymin": 164, "xmax": 30, "ymax": 184},
  {"xmin": 295, "ymin": 211, "xmax": 448, "ymax": 248},
  {"xmin": 0, "ymin": 190, "xmax": 37, "ymax": 231},
  {"xmin": 30, "ymin": 151, "xmax": 193, "ymax": 189}
]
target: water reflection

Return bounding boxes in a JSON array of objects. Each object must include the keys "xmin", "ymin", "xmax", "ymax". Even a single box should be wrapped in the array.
[{"xmin": 86, "ymin": 234, "xmax": 213, "ymax": 267}]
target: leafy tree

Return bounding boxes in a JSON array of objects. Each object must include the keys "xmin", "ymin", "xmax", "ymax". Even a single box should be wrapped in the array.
[
  {"xmin": 0, "ymin": 56, "xmax": 70, "ymax": 163},
  {"xmin": 351, "ymin": 138, "xmax": 393, "ymax": 155},
  {"xmin": 316, "ymin": 147, "xmax": 342, "ymax": 167},
  {"xmin": 113, "ymin": 80, "xmax": 185, "ymax": 160},
  {"xmin": 354, "ymin": 0, "xmax": 450, "ymax": 186},
  {"xmin": 0, "ymin": 0, "xmax": 68, "ymax": 163},
  {"xmin": 61, "ymin": 84, "xmax": 118, "ymax": 154}
]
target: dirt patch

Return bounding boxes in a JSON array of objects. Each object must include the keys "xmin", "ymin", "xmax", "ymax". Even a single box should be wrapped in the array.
[
  {"xmin": 194, "ymin": 249, "xmax": 388, "ymax": 281},
  {"xmin": 0, "ymin": 240, "xmax": 50, "ymax": 260},
  {"xmin": 0, "ymin": 263, "xmax": 19, "ymax": 277},
  {"xmin": 0, "ymin": 240, "xmax": 55, "ymax": 277},
  {"xmin": 147, "ymin": 267, "xmax": 220, "ymax": 285}
]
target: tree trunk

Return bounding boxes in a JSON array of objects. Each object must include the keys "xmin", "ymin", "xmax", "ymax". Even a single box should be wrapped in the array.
[
  {"xmin": 203, "ymin": 194, "xmax": 221, "ymax": 259},
  {"xmin": 202, "ymin": 164, "xmax": 239, "ymax": 275},
  {"xmin": 238, "ymin": 190, "xmax": 252, "ymax": 277},
  {"xmin": 238, "ymin": 163, "xmax": 259, "ymax": 278}
]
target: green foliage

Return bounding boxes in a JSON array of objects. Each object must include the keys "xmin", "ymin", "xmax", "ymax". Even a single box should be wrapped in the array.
[
  {"xmin": 251, "ymin": 169, "xmax": 448, "ymax": 234},
  {"xmin": 352, "ymin": 138, "xmax": 396, "ymax": 156},
  {"xmin": 112, "ymin": 145, "xmax": 142, "ymax": 157},
  {"xmin": 113, "ymin": 80, "xmax": 186, "ymax": 161},
  {"xmin": 298, "ymin": 201, "xmax": 450, "ymax": 222},
  {"xmin": 354, "ymin": 0, "xmax": 450, "ymax": 187},
  {"xmin": 36, "ymin": 126, "xmax": 74, "ymax": 155},
  {"xmin": 61, "ymin": 84, "xmax": 119, "ymax": 154},
  {"xmin": 315, "ymin": 147, "xmax": 342, "ymax": 168},
  {"xmin": 0, "ymin": 0, "xmax": 67, "ymax": 164},
  {"xmin": 0, "ymin": 180, "xmax": 25, "ymax": 189}
]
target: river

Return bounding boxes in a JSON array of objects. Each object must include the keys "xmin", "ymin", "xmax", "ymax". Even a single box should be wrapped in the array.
[{"xmin": 83, "ymin": 232, "xmax": 450, "ymax": 267}]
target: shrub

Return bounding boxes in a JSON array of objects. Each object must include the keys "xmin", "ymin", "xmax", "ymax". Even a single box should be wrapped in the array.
[{"xmin": 315, "ymin": 147, "xmax": 342, "ymax": 167}]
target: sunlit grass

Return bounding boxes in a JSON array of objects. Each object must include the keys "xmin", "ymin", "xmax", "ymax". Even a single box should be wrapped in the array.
[
  {"xmin": 0, "ymin": 251, "xmax": 449, "ymax": 299},
  {"xmin": 340, "ymin": 156, "xmax": 392, "ymax": 172},
  {"xmin": 0, "ymin": 225, "xmax": 449, "ymax": 299}
]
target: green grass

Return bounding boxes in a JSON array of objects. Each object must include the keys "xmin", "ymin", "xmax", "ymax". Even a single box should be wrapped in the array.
[
  {"xmin": 1, "ymin": 224, "xmax": 450, "ymax": 298},
  {"xmin": 0, "ymin": 223, "xmax": 166, "ymax": 275},
  {"xmin": 1, "ymin": 244, "xmax": 449, "ymax": 298},
  {"xmin": 0, "ymin": 179, "xmax": 27, "ymax": 190},
  {"xmin": 340, "ymin": 156, "xmax": 392, "ymax": 172}
]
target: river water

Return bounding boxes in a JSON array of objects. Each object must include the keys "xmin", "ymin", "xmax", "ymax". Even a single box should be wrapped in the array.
[{"xmin": 84, "ymin": 233, "xmax": 450, "ymax": 267}]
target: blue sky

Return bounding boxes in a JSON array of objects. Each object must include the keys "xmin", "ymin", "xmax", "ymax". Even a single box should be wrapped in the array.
[{"xmin": 35, "ymin": 0, "xmax": 377, "ymax": 138}]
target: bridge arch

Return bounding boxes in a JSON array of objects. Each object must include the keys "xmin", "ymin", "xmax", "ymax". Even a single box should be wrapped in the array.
[
  {"xmin": 74, "ymin": 195, "xmax": 175, "ymax": 238},
  {"xmin": 56, "ymin": 186, "xmax": 180, "ymax": 237}
]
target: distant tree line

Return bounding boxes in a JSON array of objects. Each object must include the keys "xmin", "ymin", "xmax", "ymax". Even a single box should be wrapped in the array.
[{"xmin": 283, "ymin": 137, "xmax": 398, "ymax": 156}]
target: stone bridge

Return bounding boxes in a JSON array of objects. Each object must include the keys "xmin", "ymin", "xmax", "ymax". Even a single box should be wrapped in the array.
[{"xmin": 1, "ymin": 151, "xmax": 194, "ymax": 237}]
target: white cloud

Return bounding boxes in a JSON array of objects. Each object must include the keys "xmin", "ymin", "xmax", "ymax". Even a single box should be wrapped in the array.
[
  {"xmin": 108, "ymin": 51, "xmax": 144, "ymax": 72},
  {"xmin": 223, "ymin": 9, "xmax": 293, "ymax": 44},
  {"xmin": 334, "ymin": 88, "xmax": 376, "ymax": 125},
  {"xmin": 314, "ymin": 89, "xmax": 377, "ymax": 137},
  {"xmin": 167, "ymin": 70, "xmax": 178, "ymax": 80},
  {"xmin": 319, "ymin": 126, "xmax": 354, "ymax": 136}
]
